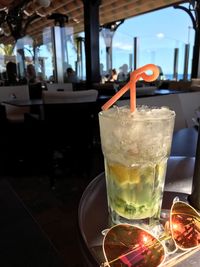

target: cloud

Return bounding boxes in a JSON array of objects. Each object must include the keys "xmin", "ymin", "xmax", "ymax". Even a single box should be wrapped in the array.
[
  {"xmin": 156, "ymin": 33, "xmax": 165, "ymax": 38},
  {"xmin": 113, "ymin": 42, "xmax": 132, "ymax": 51}
]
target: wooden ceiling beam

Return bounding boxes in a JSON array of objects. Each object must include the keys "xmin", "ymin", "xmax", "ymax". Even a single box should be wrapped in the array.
[
  {"xmin": 100, "ymin": 0, "xmax": 185, "ymax": 21},
  {"xmin": 22, "ymin": 0, "xmax": 187, "ymax": 39},
  {"xmin": 0, "ymin": 0, "xmax": 186, "ymax": 45},
  {"xmin": 74, "ymin": 0, "xmax": 186, "ymax": 31},
  {"xmin": 26, "ymin": 9, "xmax": 82, "ymax": 35},
  {"xmin": 25, "ymin": 0, "xmax": 79, "ymax": 16}
]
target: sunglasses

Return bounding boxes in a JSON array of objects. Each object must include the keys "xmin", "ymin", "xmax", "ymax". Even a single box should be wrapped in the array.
[{"xmin": 101, "ymin": 200, "xmax": 200, "ymax": 267}]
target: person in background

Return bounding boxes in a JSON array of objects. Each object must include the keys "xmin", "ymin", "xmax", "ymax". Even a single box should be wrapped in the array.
[
  {"xmin": 65, "ymin": 67, "xmax": 79, "ymax": 83},
  {"xmin": 157, "ymin": 65, "xmax": 165, "ymax": 80},
  {"xmin": 107, "ymin": 68, "xmax": 118, "ymax": 82},
  {"xmin": 100, "ymin": 63, "xmax": 107, "ymax": 83},
  {"xmin": 0, "ymin": 71, "xmax": 7, "ymax": 85},
  {"xmin": 26, "ymin": 64, "xmax": 37, "ymax": 84},
  {"xmin": 5, "ymin": 61, "xmax": 18, "ymax": 85},
  {"xmin": 117, "ymin": 64, "xmax": 129, "ymax": 82},
  {"xmin": 49, "ymin": 70, "xmax": 55, "ymax": 83},
  {"xmin": 26, "ymin": 64, "xmax": 44, "ymax": 100}
]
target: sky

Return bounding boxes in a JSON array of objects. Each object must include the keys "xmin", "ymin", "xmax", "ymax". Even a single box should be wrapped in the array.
[{"xmin": 100, "ymin": 3, "xmax": 195, "ymax": 77}]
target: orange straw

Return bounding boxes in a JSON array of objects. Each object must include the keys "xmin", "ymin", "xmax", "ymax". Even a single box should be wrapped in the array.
[{"xmin": 101, "ymin": 64, "xmax": 159, "ymax": 112}]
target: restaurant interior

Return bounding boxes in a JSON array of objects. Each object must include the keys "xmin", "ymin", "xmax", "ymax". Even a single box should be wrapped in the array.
[{"xmin": 1, "ymin": 0, "xmax": 200, "ymax": 266}]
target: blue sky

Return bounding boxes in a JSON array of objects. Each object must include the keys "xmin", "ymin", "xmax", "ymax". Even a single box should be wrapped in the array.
[
  {"xmin": 100, "ymin": 3, "xmax": 195, "ymax": 76},
  {"xmin": 118, "ymin": 5, "xmax": 194, "ymax": 43}
]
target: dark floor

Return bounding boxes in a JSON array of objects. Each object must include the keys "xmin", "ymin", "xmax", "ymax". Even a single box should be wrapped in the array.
[{"xmin": 0, "ymin": 144, "xmax": 104, "ymax": 267}]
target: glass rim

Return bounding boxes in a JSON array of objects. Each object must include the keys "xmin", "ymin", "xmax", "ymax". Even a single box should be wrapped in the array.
[{"xmin": 99, "ymin": 105, "xmax": 176, "ymax": 121}]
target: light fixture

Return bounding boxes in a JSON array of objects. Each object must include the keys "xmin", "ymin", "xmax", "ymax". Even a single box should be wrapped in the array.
[
  {"xmin": 0, "ymin": 0, "xmax": 51, "ymax": 40},
  {"xmin": 37, "ymin": 0, "xmax": 51, "ymax": 8},
  {"xmin": 0, "ymin": 0, "xmax": 68, "ymax": 41},
  {"xmin": 48, "ymin": 13, "xmax": 68, "ymax": 27},
  {"xmin": 35, "ymin": 10, "xmax": 46, "ymax": 17},
  {"xmin": 23, "ymin": 9, "xmax": 34, "ymax": 17},
  {"xmin": 100, "ymin": 20, "xmax": 124, "ymax": 32},
  {"xmin": 72, "ymin": 18, "xmax": 80, "ymax": 24},
  {"xmin": 0, "ymin": 27, "xmax": 4, "ymax": 35}
]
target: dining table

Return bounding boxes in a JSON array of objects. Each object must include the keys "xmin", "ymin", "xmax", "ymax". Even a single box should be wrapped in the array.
[
  {"xmin": 2, "ymin": 99, "xmax": 43, "ymax": 107},
  {"xmin": 97, "ymin": 88, "xmax": 189, "ymax": 101},
  {"xmin": 2, "ymin": 99, "xmax": 44, "ymax": 119},
  {"xmin": 78, "ymin": 127, "xmax": 200, "ymax": 267},
  {"xmin": 78, "ymin": 157, "xmax": 200, "ymax": 267}
]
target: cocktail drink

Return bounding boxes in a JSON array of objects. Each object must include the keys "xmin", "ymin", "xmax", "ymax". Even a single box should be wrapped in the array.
[{"xmin": 99, "ymin": 105, "xmax": 175, "ymax": 225}]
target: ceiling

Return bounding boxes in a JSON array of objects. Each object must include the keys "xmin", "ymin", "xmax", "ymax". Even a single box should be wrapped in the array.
[{"xmin": 0, "ymin": 0, "xmax": 187, "ymax": 45}]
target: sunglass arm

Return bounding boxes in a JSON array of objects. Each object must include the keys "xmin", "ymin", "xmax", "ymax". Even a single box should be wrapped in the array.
[{"xmin": 188, "ymin": 124, "xmax": 200, "ymax": 210}]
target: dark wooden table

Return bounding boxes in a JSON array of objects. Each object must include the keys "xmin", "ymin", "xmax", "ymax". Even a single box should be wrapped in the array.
[
  {"xmin": 78, "ymin": 156, "xmax": 199, "ymax": 267},
  {"xmin": 0, "ymin": 179, "xmax": 66, "ymax": 267},
  {"xmin": 98, "ymin": 88, "xmax": 187, "ymax": 100},
  {"xmin": 3, "ymin": 99, "xmax": 43, "ymax": 107},
  {"xmin": 136, "ymin": 88, "xmax": 188, "ymax": 97}
]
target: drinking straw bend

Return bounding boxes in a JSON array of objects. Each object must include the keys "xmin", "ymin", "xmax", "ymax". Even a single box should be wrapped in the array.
[
  {"xmin": 101, "ymin": 64, "xmax": 159, "ymax": 112},
  {"xmin": 132, "ymin": 64, "xmax": 159, "ymax": 82}
]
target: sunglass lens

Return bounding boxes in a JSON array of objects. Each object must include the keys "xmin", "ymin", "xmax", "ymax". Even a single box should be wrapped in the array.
[
  {"xmin": 103, "ymin": 224, "xmax": 165, "ymax": 267},
  {"xmin": 171, "ymin": 201, "xmax": 200, "ymax": 250}
]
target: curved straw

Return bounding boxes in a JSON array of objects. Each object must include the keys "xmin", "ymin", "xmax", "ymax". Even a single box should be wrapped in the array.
[{"xmin": 101, "ymin": 64, "xmax": 160, "ymax": 112}]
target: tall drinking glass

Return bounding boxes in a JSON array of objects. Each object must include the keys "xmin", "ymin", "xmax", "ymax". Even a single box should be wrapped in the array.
[{"xmin": 99, "ymin": 105, "xmax": 175, "ymax": 226}]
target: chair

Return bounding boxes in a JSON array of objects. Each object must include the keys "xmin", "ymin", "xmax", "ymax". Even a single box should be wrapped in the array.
[
  {"xmin": 42, "ymin": 90, "xmax": 98, "ymax": 186},
  {"xmin": 46, "ymin": 83, "xmax": 73, "ymax": 92},
  {"xmin": 0, "ymin": 85, "xmax": 30, "ymax": 122},
  {"xmin": 0, "ymin": 85, "xmax": 30, "ymax": 171},
  {"xmin": 29, "ymin": 82, "xmax": 44, "ymax": 99},
  {"xmin": 92, "ymin": 83, "xmax": 118, "ymax": 97},
  {"xmin": 178, "ymin": 91, "xmax": 200, "ymax": 128},
  {"xmin": 164, "ymin": 157, "xmax": 195, "ymax": 194},
  {"xmin": 42, "ymin": 89, "xmax": 98, "ymax": 104}
]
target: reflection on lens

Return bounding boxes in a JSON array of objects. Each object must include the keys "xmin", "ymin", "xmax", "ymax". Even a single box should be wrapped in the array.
[
  {"xmin": 103, "ymin": 224, "xmax": 165, "ymax": 267},
  {"xmin": 171, "ymin": 201, "xmax": 200, "ymax": 250}
]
